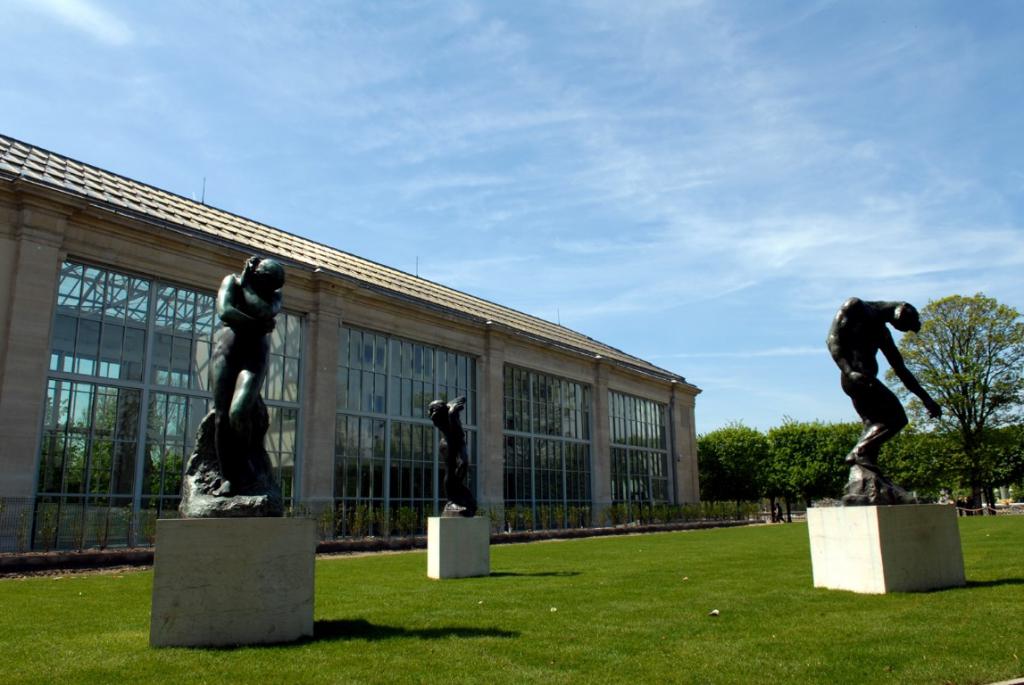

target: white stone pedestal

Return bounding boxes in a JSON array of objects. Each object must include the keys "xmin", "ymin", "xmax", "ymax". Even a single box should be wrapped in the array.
[
  {"xmin": 427, "ymin": 516, "xmax": 490, "ymax": 579},
  {"xmin": 150, "ymin": 517, "xmax": 317, "ymax": 647},
  {"xmin": 807, "ymin": 504, "xmax": 965, "ymax": 594}
]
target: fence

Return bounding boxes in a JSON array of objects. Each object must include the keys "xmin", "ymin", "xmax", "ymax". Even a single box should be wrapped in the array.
[{"xmin": 0, "ymin": 497, "xmax": 761, "ymax": 553}]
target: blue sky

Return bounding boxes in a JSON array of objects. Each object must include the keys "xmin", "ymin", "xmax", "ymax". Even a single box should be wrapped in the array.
[{"xmin": 4, "ymin": 0, "xmax": 1022, "ymax": 432}]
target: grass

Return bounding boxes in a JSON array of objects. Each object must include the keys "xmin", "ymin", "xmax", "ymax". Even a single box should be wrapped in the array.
[{"xmin": 2, "ymin": 517, "xmax": 1022, "ymax": 684}]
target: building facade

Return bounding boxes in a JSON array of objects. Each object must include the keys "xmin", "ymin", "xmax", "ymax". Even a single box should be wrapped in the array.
[{"xmin": 0, "ymin": 135, "xmax": 700, "ymax": 549}]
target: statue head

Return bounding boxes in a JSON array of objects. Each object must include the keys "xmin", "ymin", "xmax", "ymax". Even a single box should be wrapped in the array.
[
  {"xmin": 892, "ymin": 302, "xmax": 921, "ymax": 333},
  {"xmin": 249, "ymin": 257, "xmax": 285, "ymax": 296},
  {"xmin": 427, "ymin": 400, "xmax": 447, "ymax": 420}
]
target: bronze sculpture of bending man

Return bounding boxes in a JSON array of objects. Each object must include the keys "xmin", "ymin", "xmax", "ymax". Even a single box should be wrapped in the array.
[
  {"xmin": 827, "ymin": 297, "xmax": 940, "ymax": 504},
  {"xmin": 428, "ymin": 396, "xmax": 478, "ymax": 517}
]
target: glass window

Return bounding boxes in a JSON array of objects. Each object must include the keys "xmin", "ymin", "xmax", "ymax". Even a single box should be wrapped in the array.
[
  {"xmin": 34, "ymin": 378, "xmax": 141, "ymax": 550},
  {"xmin": 150, "ymin": 284, "xmax": 216, "ymax": 390},
  {"xmin": 38, "ymin": 260, "xmax": 304, "ymax": 550},
  {"xmin": 609, "ymin": 391, "xmax": 670, "ymax": 506},
  {"xmin": 502, "ymin": 365, "xmax": 592, "ymax": 523},
  {"xmin": 334, "ymin": 325, "xmax": 477, "ymax": 534}
]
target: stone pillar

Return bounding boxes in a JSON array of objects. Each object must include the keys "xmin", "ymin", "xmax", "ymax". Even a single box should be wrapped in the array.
[
  {"xmin": 150, "ymin": 518, "xmax": 317, "ymax": 646},
  {"xmin": 807, "ymin": 504, "xmax": 965, "ymax": 593},
  {"xmin": 427, "ymin": 516, "xmax": 490, "ymax": 579},
  {"xmin": 477, "ymin": 326, "xmax": 505, "ymax": 521},
  {"xmin": 0, "ymin": 206, "xmax": 65, "ymax": 498},
  {"xmin": 298, "ymin": 288, "xmax": 340, "ymax": 518},
  {"xmin": 672, "ymin": 388, "xmax": 700, "ymax": 503},
  {"xmin": 590, "ymin": 359, "xmax": 611, "ymax": 525}
]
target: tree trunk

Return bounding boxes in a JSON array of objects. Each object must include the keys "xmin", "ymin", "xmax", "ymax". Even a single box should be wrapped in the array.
[
  {"xmin": 784, "ymin": 498, "xmax": 792, "ymax": 523},
  {"xmin": 969, "ymin": 485, "xmax": 983, "ymax": 515},
  {"xmin": 984, "ymin": 486, "xmax": 998, "ymax": 515}
]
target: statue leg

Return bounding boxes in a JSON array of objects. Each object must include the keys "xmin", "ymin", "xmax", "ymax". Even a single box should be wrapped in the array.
[
  {"xmin": 844, "ymin": 382, "xmax": 907, "ymax": 467},
  {"xmin": 211, "ymin": 356, "xmax": 239, "ymax": 494},
  {"xmin": 229, "ymin": 369, "xmax": 261, "ymax": 432},
  {"xmin": 842, "ymin": 383, "xmax": 914, "ymax": 505}
]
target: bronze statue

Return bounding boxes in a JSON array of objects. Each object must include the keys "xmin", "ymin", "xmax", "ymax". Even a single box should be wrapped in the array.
[
  {"xmin": 428, "ymin": 396, "xmax": 478, "ymax": 517},
  {"xmin": 180, "ymin": 256, "xmax": 285, "ymax": 517},
  {"xmin": 827, "ymin": 298, "xmax": 941, "ymax": 505}
]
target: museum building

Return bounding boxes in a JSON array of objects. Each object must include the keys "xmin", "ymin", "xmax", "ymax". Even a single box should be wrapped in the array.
[{"xmin": 0, "ymin": 134, "xmax": 701, "ymax": 550}]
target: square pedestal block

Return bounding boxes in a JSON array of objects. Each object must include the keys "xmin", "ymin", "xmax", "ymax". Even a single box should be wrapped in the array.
[
  {"xmin": 427, "ymin": 516, "xmax": 490, "ymax": 579},
  {"xmin": 150, "ymin": 517, "xmax": 316, "ymax": 647},
  {"xmin": 807, "ymin": 504, "xmax": 965, "ymax": 594}
]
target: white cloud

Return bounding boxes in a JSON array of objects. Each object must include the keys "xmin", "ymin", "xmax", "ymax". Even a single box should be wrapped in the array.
[
  {"xmin": 31, "ymin": 0, "xmax": 134, "ymax": 46},
  {"xmin": 653, "ymin": 347, "xmax": 823, "ymax": 360}
]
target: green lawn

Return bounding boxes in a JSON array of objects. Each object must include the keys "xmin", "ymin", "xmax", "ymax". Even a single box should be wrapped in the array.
[{"xmin": 2, "ymin": 518, "xmax": 1022, "ymax": 684}]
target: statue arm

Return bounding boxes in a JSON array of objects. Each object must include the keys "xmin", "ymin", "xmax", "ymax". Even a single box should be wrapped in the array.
[
  {"xmin": 241, "ymin": 288, "xmax": 281, "ymax": 321},
  {"xmin": 216, "ymin": 275, "xmax": 262, "ymax": 330},
  {"xmin": 447, "ymin": 396, "xmax": 467, "ymax": 438},
  {"xmin": 880, "ymin": 330, "xmax": 941, "ymax": 418}
]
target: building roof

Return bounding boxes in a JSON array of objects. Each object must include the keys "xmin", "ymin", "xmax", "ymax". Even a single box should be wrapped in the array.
[{"xmin": 0, "ymin": 134, "xmax": 690, "ymax": 385}]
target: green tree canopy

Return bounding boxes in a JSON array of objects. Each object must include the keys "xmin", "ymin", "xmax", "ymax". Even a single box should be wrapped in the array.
[
  {"xmin": 697, "ymin": 423, "xmax": 769, "ymax": 503},
  {"xmin": 766, "ymin": 421, "xmax": 859, "ymax": 504},
  {"xmin": 890, "ymin": 293, "xmax": 1024, "ymax": 503},
  {"xmin": 876, "ymin": 426, "xmax": 958, "ymax": 500}
]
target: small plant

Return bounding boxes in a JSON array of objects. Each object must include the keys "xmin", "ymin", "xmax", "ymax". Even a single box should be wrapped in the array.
[
  {"xmin": 607, "ymin": 504, "xmax": 628, "ymax": 526},
  {"xmin": 16, "ymin": 509, "xmax": 30, "ymax": 552},
  {"xmin": 93, "ymin": 507, "xmax": 112, "ymax": 550},
  {"xmin": 373, "ymin": 508, "xmax": 393, "ymax": 538},
  {"xmin": 141, "ymin": 511, "xmax": 157, "ymax": 546},
  {"xmin": 317, "ymin": 507, "xmax": 335, "ymax": 540},
  {"xmin": 567, "ymin": 506, "xmax": 579, "ymax": 528},
  {"xmin": 537, "ymin": 505, "xmax": 551, "ymax": 530},
  {"xmin": 396, "ymin": 507, "xmax": 417, "ymax": 536},
  {"xmin": 521, "ymin": 506, "xmax": 534, "ymax": 531},
  {"xmin": 552, "ymin": 505, "xmax": 565, "ymax": 530},
  {"xmin": 36, "ymin": 504, "xmax": 59, "ymax": 552},
  {"xmin": 334, "ymin": 503, "xmax": 350, "ymax": 537},
  {"xmin": 350, "ymin": 504, "xmax": 370, "ymax": 538},
  {"xmin": 485, "ymin": 507, "xmax": 502, "ymax": 533}
]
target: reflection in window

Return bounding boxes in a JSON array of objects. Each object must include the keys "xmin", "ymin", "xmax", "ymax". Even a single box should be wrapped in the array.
[
  {"xmin": 150, "ymin": 285, "xmax": 216, "ymax": 390},
  {"xmin": 502, "ymin": 366, "xmax": 592, "ymax": 519},
  {"xmin": 143, "ymin": 393, "xmax": 209, "ymax": 518},
  {"xmin": 263, "ymin": 312, "xmax": 302, "ymax": 402},
  {"xmin": 35, "ymin": 379, "xmax": 140, "ymax": 549},
  {"xmin": 610, "ymin": 391, "xmax": 670, "ymax": 505},
  {"xmin": 51, "ymin": 262, "xmax": 149, "ymax": 381},
  {"xmin": 266, "ymin": 405, "xmax": 298, "ymax": 501}
]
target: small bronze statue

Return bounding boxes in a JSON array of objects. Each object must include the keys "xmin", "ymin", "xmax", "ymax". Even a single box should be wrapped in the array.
[
  {"xmin": 179, "ymin": 256, "xmax": 285, "ymax": 518},
  {"xmin": 827, "ymin": 297, "xmax": 941, "ymax": 505},
  {"xmin": 428, "ymin": 396, "xmax": 478, "ymax": 517}
]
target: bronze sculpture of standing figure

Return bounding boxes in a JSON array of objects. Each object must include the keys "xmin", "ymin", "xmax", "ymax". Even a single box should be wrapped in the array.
[
  {"xmin": 827, "ymin": 297, "xmax": 941, "ymax": 505},
  {"xmin": 179, "ymin": 256, "xmax": 285, "ymax": 518},
  {"xmin": 428, "ymin": 396, "xmax": 478, "ymax": 517},
  {"xmin": 211, "ymin": 256, "xmax": 284, "ymax": 494}
]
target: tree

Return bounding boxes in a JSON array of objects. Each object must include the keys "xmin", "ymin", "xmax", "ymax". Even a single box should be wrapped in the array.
[
  {"xmin": 697, "ymin": 423, "xmax": 769, "ymax": 504},
  {"xmin": 891, "ymin": 294, "xmax": 1024, "ymax": 511},
  {"xmin": 877, "ymin": 426, "xmax": 958, "ymax": 501},
  {"xmin": 767, "ymin": 420, "xmax": 859, "ymax": 510}
]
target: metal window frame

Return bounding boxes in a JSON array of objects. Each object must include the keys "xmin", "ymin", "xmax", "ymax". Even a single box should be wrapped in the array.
[{"xmin": 501, "ymin": 364, "xmax": 594, "ymax": 516}]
